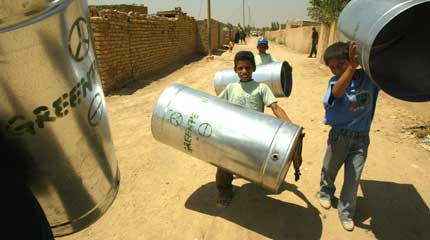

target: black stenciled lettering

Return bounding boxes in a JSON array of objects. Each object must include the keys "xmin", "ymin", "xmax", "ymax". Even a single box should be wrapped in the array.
[
  {"xmin": 69, "ymin": 84, "xmax": 82, "ymax": 108},
  {"xmin": 6, "ymin": 115, "xmax": 36, "ymax": 136},
  {"xmin": 33, "ymin": 106, "xmax": 56, "ymax": 128},
  {"xmin": 52, "ymin": 93, "xmax": 69, "ymax": 117},
  {"xmin": 82, "ymin": 60, "xmax": 97, "ymax": 98},
  {"xmin": 182, "ymin": 113, "xmax": 200, "ymax": 153},
  {"xmin": 81, "ymin": 77, "xmax": 92, "ymax": 98},
  {"xmin": 184, "ymin": 143, "xmax": 192, "ymax": 151}
]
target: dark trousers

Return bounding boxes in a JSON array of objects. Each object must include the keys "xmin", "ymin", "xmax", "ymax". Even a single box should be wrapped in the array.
[
  {"xmin": 310, "ymin": 43, "xmax": 317, "ymax": 57},
  {"xmin": 216, "ymin": 167, "xmax": 233, "ymax": 196}
]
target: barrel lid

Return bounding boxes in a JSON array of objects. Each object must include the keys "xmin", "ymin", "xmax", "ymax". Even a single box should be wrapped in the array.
[{"xmin": 0, "ymin": 0, "xmax": 69, "ymax": 32}]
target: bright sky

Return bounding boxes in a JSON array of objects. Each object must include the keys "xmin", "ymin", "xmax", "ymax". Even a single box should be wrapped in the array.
[{"xmin": 88, "ymin": 0, "xmax": 311, "ymax": 28}]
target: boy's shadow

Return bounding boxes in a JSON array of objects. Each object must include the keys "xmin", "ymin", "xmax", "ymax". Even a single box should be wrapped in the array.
[
  {"xmin": 354, "ymin": 180, "xmax": 430, "ymax": 240},
  {"xmin": 185, "ymin": 182, "xmax": 322, "ymax": 240}
]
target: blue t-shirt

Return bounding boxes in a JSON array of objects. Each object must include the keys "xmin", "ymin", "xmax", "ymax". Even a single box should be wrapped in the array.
[{"xmin": 323, "ymin": 69, "xmax": 380, "ymax": 132}]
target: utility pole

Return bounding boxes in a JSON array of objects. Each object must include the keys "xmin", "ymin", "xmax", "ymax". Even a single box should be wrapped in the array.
[
  {"xmin": 248, "ymin": 5, "xmax": 251, "ymax": 29},
  {"xmin": 242, "ymin": 0, "xmax": 245, "ymax": 29},
  {"xmin": 207, "ymin": 0, "xmax": 212, "ymax": 56}
]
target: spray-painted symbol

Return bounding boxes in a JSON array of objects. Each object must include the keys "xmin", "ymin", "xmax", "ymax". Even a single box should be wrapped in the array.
[
  {"xmin": 169, "ymin": 112, "xmax": 183, "ymax": 126},
  {"xmin": 198, "ymin": 123, "xmax": 212, "ymax": 137},
  {"xmin": 68, "ymin": 17, "xmax": 90, "ymax": 62},
  {"xmin": 88, "ymin": 93, "xmax": 103, "ymax": 127}
]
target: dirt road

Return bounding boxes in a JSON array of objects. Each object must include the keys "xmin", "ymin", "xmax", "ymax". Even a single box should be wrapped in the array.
[{"xmin": 63, "ymin": 38, "xmax": 430, "ymax": 240}]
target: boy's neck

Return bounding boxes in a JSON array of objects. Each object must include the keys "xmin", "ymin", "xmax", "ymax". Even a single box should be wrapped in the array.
[{"xmin": 240, "ymin": 79, "xmax": 253, "ymax": 82}]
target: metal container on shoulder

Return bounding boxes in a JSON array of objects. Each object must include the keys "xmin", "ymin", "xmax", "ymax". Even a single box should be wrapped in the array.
[
  {"xmin": 151, "ymin": 84, "xmax": 303, "ymax": 192},
  {"xmin": 214, "ymin": 61, "xmax": 293, "ymax": 98},
  {"xmin": 0, "ymin": 0, "xmax": 119, "ymax": 236},
  {"xmin": 337, "ymin": 0, "xmax": 430, "ymax": 102}
]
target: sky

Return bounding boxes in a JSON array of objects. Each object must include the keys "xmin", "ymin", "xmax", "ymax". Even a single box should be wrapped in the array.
[{"xmin": 88, "ymin": 0, "xmax": 311, "ymax": 28}]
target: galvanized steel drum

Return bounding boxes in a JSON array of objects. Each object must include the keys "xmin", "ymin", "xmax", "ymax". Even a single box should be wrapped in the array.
[
  {"xmin": 151, "ymin": 84, "xmax": 303, "ymax": 192},
  {"xmin": 214, "ymin": 61, "xmax": 293, "ymax": 98},
  {"xmin": 338, "ymin": 0, "xmax": 430, "ymax": 102},
  {"xmin": 0, "ymin": 0, "xmax": 119, "ymax": 236}
]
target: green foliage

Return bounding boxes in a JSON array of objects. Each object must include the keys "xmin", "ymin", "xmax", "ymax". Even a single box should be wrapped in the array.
[
  {"xmin": 307, "ymin": 0, "xmax": 350, "ymax": 24},
  {"xmin": 225, "ymin": 22, "xmax": 234, "ymax": 30}
]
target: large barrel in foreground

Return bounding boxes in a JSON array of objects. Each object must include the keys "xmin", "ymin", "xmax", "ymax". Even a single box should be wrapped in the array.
[
  {"xmin": 0, "ymin": 0, "xmax": 119, "ymax": 236},
  {"xmin": 214, "ymin": 61, "xmax": 293, "ymax": 98},
  {"xmin": 338, "ymin": 0, "xmax": 430, "ymax": 102},
  {"xmin": 151, "ymin": 84, "xmax": 302, "ymax": 192}
]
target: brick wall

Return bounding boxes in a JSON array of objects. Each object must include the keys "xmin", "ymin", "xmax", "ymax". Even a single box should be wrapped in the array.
[
  {"xmin": 197, "ymin": 19, "xmax": 225, "ymax": 54},
  {"xmin": 89, "ymin": 4, "xmax": 148, "ymax": 16},
  {"xmin": 90, "ymin": 7, "xmax": 197, "ymax": 93},
  {"xmin": 89, "ymin": 5, "xmax": 231, "ymax": 94}
]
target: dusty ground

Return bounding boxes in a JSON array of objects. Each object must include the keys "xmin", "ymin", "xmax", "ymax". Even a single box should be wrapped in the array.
[{"xmin": 62, "ymin": 38, "xmax": 430, "ymax": 240}]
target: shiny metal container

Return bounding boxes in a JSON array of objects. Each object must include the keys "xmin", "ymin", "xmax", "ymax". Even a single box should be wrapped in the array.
[
  {"xmin": 152, "ymin": 84, "xmax": 303, "ymax": 192},
  {"xmin": 0, "ymin": 0, "xmax": 119, "ymax": 236},
  {"xmin": 214, "ymin": 61, "xmax": 293, "ymax": 98},
  {"xmin": 338, "ymin": 0, "xmax": 430, "ymax": 102}
]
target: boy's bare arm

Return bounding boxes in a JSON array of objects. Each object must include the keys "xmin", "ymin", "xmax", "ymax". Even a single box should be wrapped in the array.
[
  {"xmin": 270, "ymin": 103, "xmax": 292, "ymax": 123},
  {"xmin": 332, "ymin": 42, "xmax": 360, "ymax": 98}
]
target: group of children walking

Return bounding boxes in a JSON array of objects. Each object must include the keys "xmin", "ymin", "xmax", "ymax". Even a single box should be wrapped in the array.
[{"xmin": 216, "ymin": 37, "xmax": 379, "ymax": 232}]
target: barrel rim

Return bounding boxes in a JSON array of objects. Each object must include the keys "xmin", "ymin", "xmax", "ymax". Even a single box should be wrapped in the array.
[
  {"xmin": 51, "ymin": 166, "xmax": 120, "ymax": 237},
  {"xmin": 0, "ymin": 0, "xmax": 73, "ymax": 33},
  {"xmin": 273, "ymin": 124, "xmax": 303, "ymax": 193},
  {"xmin": 338, "ymin": 0, "xmax": 429, "ymax": 88}
]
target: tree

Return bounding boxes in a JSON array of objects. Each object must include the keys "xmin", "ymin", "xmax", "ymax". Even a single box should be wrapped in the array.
[
  {"xmin": 270, "ymin": 22, "xmax": 278, "ymax": 30},
  {"xmin": 307, "ymin": 0, "xmax": 350, "ymax": 24},
  {"xmin": 225, "ymin": 22, "xmax": 234, "ymax": 30}
]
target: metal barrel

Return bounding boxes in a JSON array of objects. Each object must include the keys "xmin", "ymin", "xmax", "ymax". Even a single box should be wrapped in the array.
[
  {"xmin": 338, "ymin": 0, "xmax": 430, "ymax": 102},
  {"xmin": 0, "ymin": 0, "xmax": 119, "ymax": 236},
  {"xmin": 214, "ymin": 61, "xmax": 293, "ymax": 98},
  {"xmin": 151, "ymin": 84, "xmax": 303, "ymax": 192}
]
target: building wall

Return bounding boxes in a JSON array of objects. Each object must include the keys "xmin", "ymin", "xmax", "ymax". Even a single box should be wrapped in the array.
[
  {"xmin": 266, "ymin": 26, "xmax": 320, "ymax": 54},
  {"xmin": 266, "ymin": 21, "xmax": 340, "ymax": 63},
  {"xmin": 89, "ymin": 5, "xmax": 230, "ymax": 94},
  {"xmin": 197, "ymin": 19, "xmax": 225, "ymax": 54}
]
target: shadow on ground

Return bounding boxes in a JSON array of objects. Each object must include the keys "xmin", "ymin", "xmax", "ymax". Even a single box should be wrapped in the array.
[
  {"xmin": 109, "ymin": 55, "xmax": 204, "ymax": 96},
  {"xmin": 355, "ymin": 180, "xmax": 430, "ymax": 240},
  {"xmin": 185, "ymin": 182, "xmax": 322, "ymax": 240},
  {"xmin": 211, "ymin": 49, "xmax": 228, "ymax": 56}
]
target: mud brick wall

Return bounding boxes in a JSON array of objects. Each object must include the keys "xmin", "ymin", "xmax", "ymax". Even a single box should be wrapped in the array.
[
  {"xmin": 89, "ymin": 5, "xmax": 227, "ymax": 94},
  {"xmin": 128, "ymin": 14, "xmax": 197, "ymax": 80},
  {"xmin": 91, "ymin": 10, "xmax": 132, "ymax": 93},
  {"xmin": 223, "ymin": 29, "xmax": 237, "ymax": 44},
  {"xmin": 89, "ymin": 4, "xmax": 148, "ymax": 16},
  {"xmin": 89, "ymin": 8, "xmax": 197, "ymax": 94},
  {"xmin": 197, "ymin": 19, "xmax": 225, "ymax": 54}
]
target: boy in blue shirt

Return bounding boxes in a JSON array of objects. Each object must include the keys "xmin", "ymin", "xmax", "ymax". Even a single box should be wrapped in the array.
[{"xmin": 319, "ymin": 42, "xmax": 379, "ymax": 231}]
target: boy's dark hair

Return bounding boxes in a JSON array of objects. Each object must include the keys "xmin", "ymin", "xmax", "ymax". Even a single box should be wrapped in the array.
[
  {"xmin": 323, "ymin": 42, "xmax": 350, "ymax": 65},
  {"xmin": 234, "ymin": 51, "xmax": 256, "ymax": 71}
]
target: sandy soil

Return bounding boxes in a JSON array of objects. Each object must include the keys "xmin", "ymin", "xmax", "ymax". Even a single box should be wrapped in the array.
[{"xmin": 62, "ymin": 38, "xmax": 430, "ymax": 240}]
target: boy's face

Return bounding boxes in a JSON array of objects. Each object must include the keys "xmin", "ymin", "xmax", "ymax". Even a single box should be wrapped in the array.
[
  {"xmin": 235, "ymin": 60, "xmax": 255, "ymax": 81},
  {"xmin": 257, "ymin": 44, "xmax": 268, "ymax": 54},
  {"xmin": 328, "ymin": 58, "xmax": 347, "ymax": 77}
]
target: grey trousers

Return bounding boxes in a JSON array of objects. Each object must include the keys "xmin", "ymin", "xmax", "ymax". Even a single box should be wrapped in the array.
[{"xmin": 320, "ymin": 128, "xmax": 370, "ymax": 221}]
